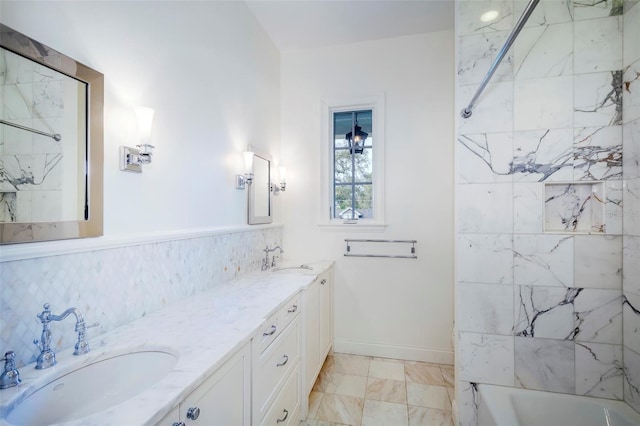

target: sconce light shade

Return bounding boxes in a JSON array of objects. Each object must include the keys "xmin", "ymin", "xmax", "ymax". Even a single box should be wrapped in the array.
[
  {"xmin": 271, "ymin": 165, "xmax": 287, "ymax": 194},
  {"xmin": 120, "ymin": 106, "xmax": 156, "ymax": 173},
  {"xmin": 136, "ymin": 107, "xmax": 155, "ymax": 147},
  {"xmin": 243, "ymin": 151, "xmax": 255, "ymax": 174}
]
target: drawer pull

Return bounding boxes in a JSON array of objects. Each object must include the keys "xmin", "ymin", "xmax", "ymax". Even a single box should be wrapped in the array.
[
  {"xmin": 276, "ymin": 409, "xmax": 289, "ymax": 423},
  {"xmin": 263, "ymin": 325, "xmax": 277, "ymax": 337},
  {"xmin": 321, "ymin": 279, "xmax": 327, "ymax": 285},
  {"xmin": 186, "ymin": 406, "xmax": 200, "ymax": 420},
  {"xmin": 172, "ymin": 423, "xmax": 185, "ymax": 426},
  {"xmin": 277, "ymin": 354, "xmax": 289, "ymax": 367},
  {"xmin": 287, "ymin": 305, "xmax": 298, "ymax": 313}
]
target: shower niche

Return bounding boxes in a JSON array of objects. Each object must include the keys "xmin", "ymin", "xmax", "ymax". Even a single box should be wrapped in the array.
[{"xmin": 544, "ymin": 182, "xmax": 605, "ymax": 234}]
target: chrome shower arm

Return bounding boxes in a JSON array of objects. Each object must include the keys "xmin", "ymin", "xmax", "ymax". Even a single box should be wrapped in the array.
[{"xmin": 460, "ymin": 0, "xmax": 540, "ymax": 118}]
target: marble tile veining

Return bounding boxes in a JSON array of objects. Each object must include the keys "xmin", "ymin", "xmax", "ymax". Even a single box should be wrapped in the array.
[
  {"xmin": 513, "ymin": 234, "xmax": 573, "ymax": 287},
  {"xmin": 575, "ymin": 71, "xmax": 624, "ymax": 127},
  {"xmin": 515, "ymin": 337, "xmax": 575, "ymax": 393},
  {"xmin": 574, "ymin": 16, "xmax": 623, "ymax": 74},
  {"xmin": 575, "ymin": 342, "xmax": 624, "ymax": 399}
]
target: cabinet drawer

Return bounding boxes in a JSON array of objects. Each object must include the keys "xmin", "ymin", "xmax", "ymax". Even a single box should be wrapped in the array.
[
  {"xmin": 254, "ymin": 319, "xmax": 300, "ymax": 415},
  {"xmin": 255, "ymin": 295, "xmax": 300, "ymax": 355},
  {"xmin": 260, "ymin": 365, "xmax": 300, "ymax": 426}
]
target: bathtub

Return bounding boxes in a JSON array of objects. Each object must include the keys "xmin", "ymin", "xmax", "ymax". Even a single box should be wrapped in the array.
[{"xmin": 478, "ymin": 384, "xmax": 640, "ymax": 426}]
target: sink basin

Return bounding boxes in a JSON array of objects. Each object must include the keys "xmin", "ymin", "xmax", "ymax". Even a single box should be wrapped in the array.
[
  {"xmin": 272, "ymin": 264, "xmax": 315, "ymax": 273},
  {"xmin": 5, "ymin": 350, "xmax": 177, "ymax": 425}
]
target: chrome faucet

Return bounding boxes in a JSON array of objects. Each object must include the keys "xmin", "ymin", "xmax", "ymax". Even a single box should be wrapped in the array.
[
  {"xmin": 0, "ymin": 351, "xmax": 21, "ymax": 389},
  {"xmin": 33, "ymin": 303, "xmax": 91, "ymax": 370},
  {"xmin": 262, "ymin": 245, "xmax": 284, "ymax": 270}
]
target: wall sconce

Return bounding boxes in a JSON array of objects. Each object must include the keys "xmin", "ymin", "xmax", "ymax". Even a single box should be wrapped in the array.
[
  {"xmin": 120, "ymin": 107, "xmax": 156, "ymax": 173},
  {"xmin": 271, "ymin": 166, "xmax": 287, "ymax": 193},
  {"xmin": 236, "ymin": 151, "xmax": 254, "ymax": 189}
]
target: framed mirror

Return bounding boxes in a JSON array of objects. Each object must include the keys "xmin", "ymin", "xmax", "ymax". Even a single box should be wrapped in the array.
[
  {"xmin": 248, "ymin": 145, "xmax": 272, "ymax": 225},
  {"xmin": 0, "ymin": 24, "xmax": 104, "ymax": 244}
]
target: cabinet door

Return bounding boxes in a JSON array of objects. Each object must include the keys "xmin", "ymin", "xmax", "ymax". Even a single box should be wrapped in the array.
[
  {"xmin": 303, "ymin": 280, "xmax": 320, "ymax": 395},
  {"xmin": 318, "ymin": 271, "xmax": 333, "ymax": 359},
  {"xmin": 181, "ymin": 344, "xmax": 250, "ymax": 426}
]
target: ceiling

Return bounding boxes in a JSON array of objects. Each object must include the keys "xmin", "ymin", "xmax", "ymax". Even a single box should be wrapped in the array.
[{"xmin": 245, "ymin": 0, "xmax": 455, "ymax": 51}]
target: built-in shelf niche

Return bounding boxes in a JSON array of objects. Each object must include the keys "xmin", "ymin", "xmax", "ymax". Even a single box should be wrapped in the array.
[{"xmin": 544, "ymin": 182, "xmax": 605, "ymax": 234}]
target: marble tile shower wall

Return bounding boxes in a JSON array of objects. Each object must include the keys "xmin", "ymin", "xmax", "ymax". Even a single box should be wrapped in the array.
[
  {"xmin": 455, "ymin": 0, "xmax": 640, "ymax": 424},
  {"xmin": 0, "ymin": 227, "xmax": 282, "ymax": 368}
]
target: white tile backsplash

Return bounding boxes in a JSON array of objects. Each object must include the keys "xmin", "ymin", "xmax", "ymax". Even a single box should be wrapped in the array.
[{"xmin": 0, "ymin": 226, "xmax": 282, "ymax": 368}]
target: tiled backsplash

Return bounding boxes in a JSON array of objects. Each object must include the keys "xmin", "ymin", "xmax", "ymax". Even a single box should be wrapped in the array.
[{"xmin": 0, "ymin": 226, "xmax": 282, "ymax": 368}]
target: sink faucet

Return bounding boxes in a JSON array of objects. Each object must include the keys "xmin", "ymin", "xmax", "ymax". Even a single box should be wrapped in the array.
[
  {"xmin": 262, "ymin": 245, "xmax": 284, "ymax": 270},
  {"xmin": 0, "ymin": 351, "xmax": 21, "ymax": 389},
  {"xmin": 33, "ymin": 303, "xmax": 92, "ymax": 370}
]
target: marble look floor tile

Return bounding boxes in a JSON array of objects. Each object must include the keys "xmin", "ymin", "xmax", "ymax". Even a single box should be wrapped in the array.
[
  {"xmin": 333, "ymin": 374, "xmax": 368, "ymax": 398},
  {"xmin": 314, "ymin": 372, "xmax": 368, "ymax": 398},
  {"xmin": 316, "ymin": 394, "xmax": 364, "ymax": 426},
  {"xmin": 407, "ymin": 383, "xmax": 451, "ymax": 410},
  {"xmin": 446, "ymin": 387, "xmax": 455, "ymax": 404},
  {"xmin": 408, "ymin": 406, "xmax": 453, "ymax": 426},
  {"xmin": 441, "ymin": 366, "xmax": 455, "ymax": 388},
  {"xmin": 369, "ymin": 359, "xmax": 406, "ymax": 381},
  {"xmin": 330, "ymin": 353, "xmax": 372, "ymax": 377},
  {"xmin": 308, "ymin": 391, "xmax": 323, "ymax": 419},
  {"xmin": 361, "ymin": 399, "xmax": 409, "ymax": 426},
  {"xmin": 300, "ymin": 420, "xmax": 331, "ymax": 426},
  {"xmin": 366, "ymin": 377, "xmax": 408, "ymax": 404},
  {"xmin": 404, "ymin": 361, "xmax": 445, "ymax": 386}
]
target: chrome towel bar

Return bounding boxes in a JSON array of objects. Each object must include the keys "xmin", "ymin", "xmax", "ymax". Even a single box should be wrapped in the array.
[{"xmin": 344, "ymin": 239, "xmax": 417, "ymax": 259}]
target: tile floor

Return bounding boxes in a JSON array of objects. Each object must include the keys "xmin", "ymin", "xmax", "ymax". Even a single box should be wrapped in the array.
[{"xmin": 301, "ymin": 353, "xmax": 455, "ymax": 426}]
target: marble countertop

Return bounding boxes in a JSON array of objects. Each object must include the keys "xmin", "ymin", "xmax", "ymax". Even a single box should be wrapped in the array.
[{"xmin": 0, "ymin": 261, "xmax": 332, "ymax": 426}]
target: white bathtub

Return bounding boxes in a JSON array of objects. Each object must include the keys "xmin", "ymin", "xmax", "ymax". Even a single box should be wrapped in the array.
[{"xmin": 478, "ymin": 384, "xmax": 640, "ymax": 426}]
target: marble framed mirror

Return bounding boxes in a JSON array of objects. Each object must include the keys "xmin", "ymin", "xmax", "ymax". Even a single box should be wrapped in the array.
[
  {"xmin": 0, "ymin": 24, "xmax": 104, "ymax": 244},
  {"xmin": 247, "ymin": 145, "xmax": 272, "ymax": 225}
]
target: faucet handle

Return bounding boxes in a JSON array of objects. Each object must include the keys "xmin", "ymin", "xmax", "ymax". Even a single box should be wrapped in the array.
[
  {"xmin": 36, "ymin": 303, "xmax": 51, "ymax": 322},
  {"xmin": 0, "ymin": 351, "xmax": 21, "ymax": 389}
]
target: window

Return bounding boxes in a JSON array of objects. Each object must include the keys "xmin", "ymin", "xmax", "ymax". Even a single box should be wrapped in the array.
[
  {"xmin": 320, "ymin": 94, "xmax": 385, "ymax": 230},
  {"xmin": 333, "ymin": 110, "xmax": 373, "ymax": 220}
]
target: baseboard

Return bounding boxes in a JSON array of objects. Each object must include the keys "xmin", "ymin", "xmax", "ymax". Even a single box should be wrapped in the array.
[{"xmin": 333, "ymin": 339, "xmax": 454, "ymax": 365}]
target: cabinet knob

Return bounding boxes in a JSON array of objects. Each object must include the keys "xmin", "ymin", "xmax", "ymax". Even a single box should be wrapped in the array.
[
  {"xmin": 276, "ymin": 408, "xmax": 289, "ymax": 423},
  {"xmin": 321, "ymin": 279, "xmax": 327, "ymax": 285},
  {"xmin": 187, "ymin": 406, "xmax": 201, "ymax": 420}
]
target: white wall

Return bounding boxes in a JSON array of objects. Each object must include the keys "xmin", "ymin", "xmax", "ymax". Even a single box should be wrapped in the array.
[
  {"xmin": 280, "ymin": 32, "xmax": 455, "ymax": 363},
  {"xmin": 1, "ymin": 0, "xmax": 281, "ymax": 236}
]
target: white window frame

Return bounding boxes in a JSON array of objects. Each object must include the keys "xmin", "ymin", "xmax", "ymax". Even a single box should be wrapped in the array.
[{"xmin": 319, "ymin": 94, "xmax": 386, "ymax": 231}]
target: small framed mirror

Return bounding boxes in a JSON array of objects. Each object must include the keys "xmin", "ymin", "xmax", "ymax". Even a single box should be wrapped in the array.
[
  {"xmin": 0, "ymin": 24, "xmax": 104, "ymax": 244},
  {"xmin": 248, "ymin": 145, "xmax": 272, "ymax": 225}
]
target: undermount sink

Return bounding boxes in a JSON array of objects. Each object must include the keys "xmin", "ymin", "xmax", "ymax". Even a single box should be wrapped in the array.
[
  {"xmin": 272, "ymin": 264, "xmax": 315, "ymax": 273},
  {"xmin": 4, "ymin": 350, "xmax": 177, "ymax": 425}
]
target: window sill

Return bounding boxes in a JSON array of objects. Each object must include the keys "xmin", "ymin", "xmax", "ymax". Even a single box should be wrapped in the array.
[{"xmin": 317, "ymin": 222, "xmax": 388, "ymax": 232}]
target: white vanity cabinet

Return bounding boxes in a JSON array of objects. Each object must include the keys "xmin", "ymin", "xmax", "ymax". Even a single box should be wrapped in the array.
[
  {"xmin": 156, "ymin": 343, "xmax": 251, "ymax": 426},
  {"xmin": 302, "ymin": 267, "xmax": 334, "ymax": 410},
  {"xmin": 252, "ymin": 295, "xmax": 302, "ymax": 425}
]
